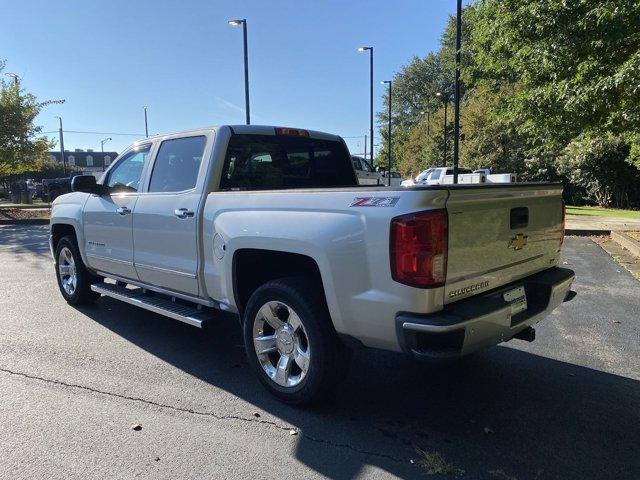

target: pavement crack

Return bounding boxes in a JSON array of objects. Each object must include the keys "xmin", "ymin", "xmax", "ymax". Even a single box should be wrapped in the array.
[{"xmin": 0, "ymin": 367, "xmax": 406, "ymax": 464}]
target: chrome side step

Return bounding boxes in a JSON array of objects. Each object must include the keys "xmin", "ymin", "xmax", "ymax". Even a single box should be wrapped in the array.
[{"xmin": 91, "ymin": 283, "xmax": 212, "ymax": 328}]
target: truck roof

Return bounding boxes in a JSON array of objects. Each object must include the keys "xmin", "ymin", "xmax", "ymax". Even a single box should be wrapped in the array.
[{"xmin": 136, "ymin": 125, "xmax": 342, "ymax": 145}]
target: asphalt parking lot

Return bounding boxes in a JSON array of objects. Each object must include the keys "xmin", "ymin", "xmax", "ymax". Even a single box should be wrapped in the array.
[{"xmin": 0, "ymin": 224, "xmax": 638, "ymax": 480}]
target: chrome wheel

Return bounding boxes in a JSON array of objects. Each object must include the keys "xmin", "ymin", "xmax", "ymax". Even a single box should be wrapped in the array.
[
  {"xmin": 58, "ymin": 246, "xmax": 77, "ymax": 296},
  {"xmin": 253, "ymin": 300, "xmax": 311, "ymax": 387}
]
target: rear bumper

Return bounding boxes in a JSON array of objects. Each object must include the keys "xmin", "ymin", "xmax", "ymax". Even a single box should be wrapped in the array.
[{"xmin": 395, "ymin": 267, "xmax": 575, "ymax": 359}]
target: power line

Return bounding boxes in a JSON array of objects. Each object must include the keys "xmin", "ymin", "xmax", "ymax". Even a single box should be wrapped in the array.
[{"xmin": 39, "ymin": 130, "xmax": 144, "ymax": 136}]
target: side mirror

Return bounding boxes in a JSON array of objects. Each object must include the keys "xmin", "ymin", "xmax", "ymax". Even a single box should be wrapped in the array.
[{"xmin": 71, "ymin": 175, "xmax": 105, "ymax": 195}]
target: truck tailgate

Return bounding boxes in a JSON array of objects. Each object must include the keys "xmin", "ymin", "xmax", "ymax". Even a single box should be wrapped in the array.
[{"xmin": 444, "ymin": 184, "xmax": 564, "ymax": 303}]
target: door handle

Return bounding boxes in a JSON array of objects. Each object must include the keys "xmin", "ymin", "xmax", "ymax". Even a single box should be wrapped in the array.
[
  {"xmin": 116, "ymin": 206, "xmax": 131, "ymax": 216},
  {"xmin": 174, "ymin": 208, "xmax": 195, "ymax": 219}
]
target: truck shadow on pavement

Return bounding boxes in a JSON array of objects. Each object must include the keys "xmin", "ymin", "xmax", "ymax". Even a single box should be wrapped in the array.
[{"xmin": 78, "ymin": 298, "xmax": 640, "ymax": 480}]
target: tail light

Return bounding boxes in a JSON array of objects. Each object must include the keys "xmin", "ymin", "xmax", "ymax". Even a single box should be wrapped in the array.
[
  {"xmin": 560, "ymin": 199, "xmax": 566, "ymax": 245},
  {"xmin": 390, "ymin": 209, "xmax": 447, "ymax": 288}
]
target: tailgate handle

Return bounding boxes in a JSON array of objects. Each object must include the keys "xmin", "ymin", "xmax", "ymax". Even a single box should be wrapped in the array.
[{"xmin": 510, "ymin": 207, "xmax": 529, "ymax": 229}]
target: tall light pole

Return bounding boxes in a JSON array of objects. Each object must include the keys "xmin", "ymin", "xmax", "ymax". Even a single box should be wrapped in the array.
[
  {"xmin": 357, "ymin": 46, "xmax": 374, "ymax": 162},
  {"xmin": 420, "ymin": 110, "xmax": 430, "ymax": 138},
  {"xmin": 381, "ymin": 80, "xmax": 392, "ymax": 186},
  {"xmin": 452, "ymin": 0, "xmax": 463, "ymax": 184},
  {"xmin": 54, "ymin": 116, "xmax": 67, "ymax": 176},
  {"xmin": 101, "ymin": 137, "xmax": 112, "ymax": 171},
  {"xmin": 143, "ymin": 106, "xmax": 149, "ymax": 138},
  {"xmin": 4, "ymin": 73, "xmax": 19, "ymax": 87},
  {"xmin": 436, "ymin": 92, "xmax": 451, "ymax": 165},
  {"xmin": 229, "ymin": 19, "xmax": 250, "ymax": 125}
]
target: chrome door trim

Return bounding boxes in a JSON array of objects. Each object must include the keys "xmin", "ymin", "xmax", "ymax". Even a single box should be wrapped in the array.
[
  {"xmin": 86, "ymin": 253, "xmax": 133, "ymax": 266},
  {"xmin": 94, "ymin": 271, "xmax": 216, "ymax": 307},
  {"xmin": 134, "ymin": 262, "xmax": 197, "ymax": 279}
]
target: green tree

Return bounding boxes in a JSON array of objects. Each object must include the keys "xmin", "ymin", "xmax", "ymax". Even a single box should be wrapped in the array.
[{"xmin": 0, "ymin": 60, "xmax": 59, "ymax": 179}]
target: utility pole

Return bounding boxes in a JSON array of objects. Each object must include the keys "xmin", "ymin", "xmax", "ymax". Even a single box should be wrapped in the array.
[
  {"xmin": 55, "ymin": 116, "xmax": 67, "ymax": 176},
  {"xmin": 452, "ymin": 0, "xmax": 462, "ymax": 184},
  {"xmin": 364, "ymin": 135, "xmax": 367, "ymax": 160},
  {"xmin": 143, "ymin": 106, "xmax": 149, "ymax": 138}
]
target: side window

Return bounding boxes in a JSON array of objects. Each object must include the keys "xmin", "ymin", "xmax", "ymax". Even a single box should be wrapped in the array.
[
  {"xmin": 148, "ymin": 136, "xmax": 206, "ymax": 193},
  {"xmin": 106, "ymin": 144, "xmax": 151, "ymax": 192},
  {"xmin": 428, "ymin": 169, "xmax": 442, "ymax": 181},
  {"xmin": 360, "ymin": 159, "xmax": 373, "ymax": 172}
]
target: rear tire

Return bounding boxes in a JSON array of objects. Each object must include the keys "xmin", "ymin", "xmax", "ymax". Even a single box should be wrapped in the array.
[
  {"xmin": 242, "ymin": 278, "xmax": 351, "ymax": 405},
  {"xmin": 55, "ymin": 235, "xmax": 101, "ymax": 305}
]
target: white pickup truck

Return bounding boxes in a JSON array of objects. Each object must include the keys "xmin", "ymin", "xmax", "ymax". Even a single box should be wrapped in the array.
[{"xmin": 50, "ymin": 125, "xmax": 575, "ymax": 404}]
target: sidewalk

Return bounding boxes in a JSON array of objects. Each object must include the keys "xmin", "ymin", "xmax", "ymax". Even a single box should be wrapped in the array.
[{"xmin": 566, "ymin": 215, "xmax": 640, "ymax": 235}]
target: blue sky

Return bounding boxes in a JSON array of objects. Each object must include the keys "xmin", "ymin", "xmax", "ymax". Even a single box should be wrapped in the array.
[{"xmin": 2, "ymin": 0, "xmax": 457, "ymax": 156}]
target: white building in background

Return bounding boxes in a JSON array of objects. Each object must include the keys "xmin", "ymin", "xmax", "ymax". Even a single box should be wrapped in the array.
[{"xmin": 48, "ymin": 149, "xmax": 118, "ymax": 174}]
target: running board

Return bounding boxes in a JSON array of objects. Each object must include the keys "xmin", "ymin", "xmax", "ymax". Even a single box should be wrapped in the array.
[{"xmin": 91, "ymin": 283, "xmax": 212, "ymax": 328}]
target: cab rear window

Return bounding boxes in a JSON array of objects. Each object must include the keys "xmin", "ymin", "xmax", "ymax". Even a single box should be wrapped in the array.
[{"xmin": 220, "ymin": 134, "xmax": 357, "ymax": 190}]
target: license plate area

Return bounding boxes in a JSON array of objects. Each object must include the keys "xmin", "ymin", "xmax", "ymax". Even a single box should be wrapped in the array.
[{"xmin": 503, "ymin": 285, "xmax": 527, "ymax": 315}]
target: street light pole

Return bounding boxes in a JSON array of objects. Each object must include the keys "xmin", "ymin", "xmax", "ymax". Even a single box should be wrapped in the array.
[
  {"xmin": 229, "ymin": 19, "xmax": 250, "ymax": 125},
  {"xmin": 381, "ymin": 80, "xmax": 392, "ymax": 186},
  {"xmin": 452, "ymin": 0, "xmax": 462, "ymax": 184},
  {"xmin": 436, "ymin": 92, "xmax": 450, "ymax": 165},
  {"xmin": 357, "ymin": 47, "xmax": 374, "ymax": 162},
  {"xmin": 54, "ymin": 116, "xmax": 67, "ymax": 176},
  {"xmin": 101, "ymin": 137, "xmax": 112, "ymax": 172},
  {"xmin": 444, "ymin": 100, "xmax": 448, "ymax": 165},
  {"xmin": 143, "ymin": 106, "xmax": 149, "ymax": 138},
  {"xmin": 4, "ymin": 73, "xmax": 19, "ymax": 87}
]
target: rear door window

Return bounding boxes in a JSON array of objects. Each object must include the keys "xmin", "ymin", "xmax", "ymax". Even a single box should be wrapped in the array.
[
  {"xmin": 148, "ymin": 136, "xmax": 206, "ymax": 193},
  {"xmin": 220, "ymin": 134, "xmax": 357, "ymax": 190}
]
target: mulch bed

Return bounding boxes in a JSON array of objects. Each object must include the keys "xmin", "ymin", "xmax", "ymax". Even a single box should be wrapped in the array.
[{"xmin": 0, "ymin": 207, "xmax": 50, "ymax": 220}]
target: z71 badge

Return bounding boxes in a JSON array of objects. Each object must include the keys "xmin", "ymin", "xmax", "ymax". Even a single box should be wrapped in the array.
[{"xmin": 350, "ymin": 196, "xmax": 400, "ymax": 207}]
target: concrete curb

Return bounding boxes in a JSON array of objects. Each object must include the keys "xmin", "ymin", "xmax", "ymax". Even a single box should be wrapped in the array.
[
  {"xmin": 611, "ymin": 231, "xmax": 640, "ymax": 257},
  {"xmin": 0, "ymin": 219, "xmax": 50, "ymax": 226},
  {"xmin": 566, "ymin": 228, "xmax": 611, "ymax": 237}
]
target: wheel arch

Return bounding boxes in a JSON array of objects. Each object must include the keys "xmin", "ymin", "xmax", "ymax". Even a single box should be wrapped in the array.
[
  {"xmin": 50, "ymin": 220, "xmax": 91, "ymax": 268},
  {"xmin": 232, "ymin": 249, "xmax": 327, "ymax": 317}
]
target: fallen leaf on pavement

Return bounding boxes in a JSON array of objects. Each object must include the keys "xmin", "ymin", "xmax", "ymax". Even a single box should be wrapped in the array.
[
  {"xmin": 131, "ymin": 424, "xmax": 142, "ymax": 431},
  {"xmin": 253, "ymin": 412, "xmax": 261, "ymax": 418},
  {"xmin": 289, "ymin": 429, "xmax": 298, "ymax": 436}
]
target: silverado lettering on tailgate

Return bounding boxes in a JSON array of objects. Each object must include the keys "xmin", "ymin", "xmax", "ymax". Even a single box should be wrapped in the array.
[{"xmin": 449, "ymin": 281, "xmax": 490, "ymax": 299}]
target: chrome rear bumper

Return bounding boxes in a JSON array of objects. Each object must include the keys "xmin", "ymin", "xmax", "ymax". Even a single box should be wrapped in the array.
[{"xmin": 396, "ymin": 267, "xmax": 575, "ymax": 359}]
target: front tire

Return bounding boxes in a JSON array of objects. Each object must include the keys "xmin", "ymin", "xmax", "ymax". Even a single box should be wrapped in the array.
[
  {"xmin": 243, "ymin": 278, "xmax": 350, "ymax": 404},
  {"xmin": 55, "ymin": 235, "xmax": 101, "ymax": 305}
]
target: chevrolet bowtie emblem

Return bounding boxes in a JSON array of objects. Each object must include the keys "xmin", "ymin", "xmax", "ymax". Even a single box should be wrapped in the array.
[{"xmin": 509, "ymin": 233, "xmax": 528, "ymax": 250}]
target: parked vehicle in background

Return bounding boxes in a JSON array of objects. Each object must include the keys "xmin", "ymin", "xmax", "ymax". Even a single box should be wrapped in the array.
[
  {"xmin": 50, "ymin": 125, "xmax": 574, "ymax": 404},
  {"xmin": 407, "ymin": 167, "xmax": 475, "ymax": 186},
  {"xmin": 42, "ymin": 172, "xmax": 99, "ymax": 202},
  {"xmin": 474, "ymin": 169, "xmax": 517, "ymax": 183},
  {"xmin": 351, "ymin": 156, "xmax": 383, "ymax": 185},
  {"xmin": 377, "ymin": 168, "xmax": 403, "ymax": 186}
]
